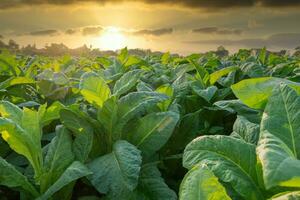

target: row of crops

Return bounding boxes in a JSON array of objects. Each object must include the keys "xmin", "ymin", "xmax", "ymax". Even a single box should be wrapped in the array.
[{"xmin": 0, "ymin": 48, "xmax": 299, "ymax": 200}]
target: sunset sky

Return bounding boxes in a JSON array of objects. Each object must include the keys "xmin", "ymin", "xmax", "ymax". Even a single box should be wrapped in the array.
[{"xmin": 0, "ymin": 0, "xmax": 300, "ymax": 54}]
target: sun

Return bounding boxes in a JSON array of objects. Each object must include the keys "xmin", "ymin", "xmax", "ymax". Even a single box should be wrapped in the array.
[{"xmin": 97, "ymin": 27, "xmax": 126, "ymax": 50}]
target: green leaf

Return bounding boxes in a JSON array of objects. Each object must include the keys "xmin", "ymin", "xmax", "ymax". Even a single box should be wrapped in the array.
[
  {"xmin": 161, "ymin": 52, "xmax": 170, "ymax": 65},
  {"xmin": 257, "ymin": 84, "xmax": 300, "ymax": 189},
  {"xmin": 258, "ymin": 47, "xmax": 267, "ymax": 65},
  {"xmin": 115, "ymin": 92, "xmax": 168, "ymax": 140},
  {"xmin": 118, "ymin": 47, "xmax": 128, "ymax": 64},
  {"xmin": 130, "ymin": 164, "xmax": 177, "ymax": 200},
  {"xmin": 124, "ymin": 56, "xmax": 143, "ymax": 68},
  {"xmin": 192, "ymin": 85, "xmax": 218, "ymax": 102},
  {"xmin": 270, "ymin": 191, "xmax": 300, "ymax": 200},
  {"xmin": 0, "ymin": 117, "xmax": 43, "ymax": 178},
  {"xmin": 0, "ymin": 156, "xmax": 39, "ymax": 197},
  {"xmin": 88, "ymin": 140, "xmax": 142, "ymax": 199},
  {"xmin": 209, "ymin": 66, "xmax": 238, "ymax": 85},
  {"xmin": 128, "ymin": 111, "xmax": 179, "ymax": 157},
  {"xmin": 0, "ymin": 101, "xmax": 22, "ymax": 124},
  {"xmin": 79, "ymin": 72, "xmax": 111, "ymax": 107},
  {"xmin": 183, "ymin": 135, "xmax": 264, "ymax": 200},
  {"xmin": 21, "ymin": 107, "xmax": 42, "ymax": 145},
  {"xmin": 188, "ymin": 59, "xmax": 209, "ymax": 87},
  {"xmin": 41, "ymin": 126, "xmax": 74, "ymax": 192},
  {"xmin": 137, "ymin": 81, "xmax": 153, "ymax": 92},
  {"xmin": 41, "ymin": 101, "xmax": 65, "ymax": 127},
  {"xmin": 113, "ymin": 70, "xmax": 142, "ymax": 97},
  {"xmin": 231, "ymin": 115, "xmax": 259, "ymax": 144},
  {"xmin": 96, "ymin": 57, "xmax": 112, "ymax": 69},
  {"xmin": 38, "ymin": 161, "xmax": 91, "ymax": 200},
  {"xmin": 60, "ymin": 109, "xmax": 94, "ymax": 162},
  {"xmin": 231, "ymin": 77, "xmax": 300, "ymax": 109},
  {"xmin": 96, "ymin": 97, "xmax": 119, "ymax": 152},
  {"xmin": 179, "ymin": 165, "xmax": 231, "ymax": 200},
  {"xmin": 0, "ymin": 77, "xmax": 34, "ymax": 90},
  {"xmin": 156, "ymin": 84, "xmax": 173, "ymax": 111},
  {"xmin": 213, "ymin": 100, "xmax": 262, "ymax": 123}
]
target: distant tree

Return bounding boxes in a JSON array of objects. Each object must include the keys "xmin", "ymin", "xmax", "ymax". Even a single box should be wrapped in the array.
[
  {"xmin": 8, "ymin": 39, "xmax": 19, "ymax": 51},
  {"xmin": 215, "ymin": 46, "xmax": 229, "ymax": 57},
  {"xmin": 294, "ymin": 46, "xmax": 300, "ymax": 56}
]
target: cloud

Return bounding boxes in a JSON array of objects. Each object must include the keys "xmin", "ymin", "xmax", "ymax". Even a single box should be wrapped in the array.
[
  {"xmin": 248, "ymin": 19, "xmax": 264, "ymax": 29},
  {"xmin": 1, "ymin": 0, "xmax": 300, "ymax": 10},
  {"xmin": 192, "ymin": 27, "xmax": 243, "ymax": 35},
  {"xmin": 256, "ymin": 0, "xmax": 300, "ymax": 7},
  {"xmin": 183, "ymin": 33, "xmax": 300, "ymax": 48},
  {"xmin": 65, "ymin": 29, "xmax": 78, "ymax": 35},
  {"xmin": 132, "ymin": 28, "xmax": 173, "ymax": 36},
  {"xmin": 28, "ymin": 29, "xmax": 59, "ymax": 36},
  {"xmin": 82, "ymin": 26, "xmax": 103, "ymax": 36}
]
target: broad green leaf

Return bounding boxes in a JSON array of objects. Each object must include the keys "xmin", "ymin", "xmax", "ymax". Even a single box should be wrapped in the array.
[
  {"xmin": 209, "ymin": 66, "xmax": 238, "ymax": 85},
  {"xmin": 118, "ymin": 47, "xmax": 128, "ymax": 64},
  {"xmin": 96, "ymin": 57, "xmax": 112, "ymax": 68},
  {"xmin": 179, "ymin": 165, "xmax": 231, "ymax": 200},
  {"xmin": 156, "ymin": 84, "xmax": 173, "ymax": 111},
  {"xmin": 183, "ymin": 135, "xmax": 264, "ymax": 200},
  {"xmin": 41, "ymin": 126, "xmax": 74, "ymax": 192},
  {"xmin": 240, "ymin": 62, "xmax": 265, "ymax": 78},
  {"xmin": 271, "ymin": 191, "xmax": 300, "ymax": 200},
  {"xmin": 88, "ymin": 140, "xmax": 142, "ymax": 199},
  {"xmin": 188, "ymin": 59, "xmax": 209, "ymax": 87},
  {"xmin": 0, "ymin": 77, "xmax": 34, "ymax": 90},
  {"xmin": 137, "ymin": 81, "xmax": 153, "ymax": 92},
  {"xmin": 213, "ymin": 100, "xmax": 262, "ymax": 123},
  {"xmin": 41, "ymin": 101, "xmax": 65, "ymax": 127},
  {"xmin": 79, "ymin": 72, "xmax": 111, "ymax": 107},
  {"xmin": 0, "ymin": 101, "xmax": 22, "ymax": 124},
  {"xmin": 0, "ymin": 156, "xmax": 39, "ymax": 197},
  {"xmin": 60, "ymin": 109, "xmax": 94, "ymax": 162},
  {"xmin": 192, "ymin": 85, "xmax": 217, "ymax": 102},
  {"xmin": 38, "ymin": 161, "xmax": 91, "ymax": 200},
  {"xmin": 113, "ymin": 70, "xmax": 142, "ymax": 97},
  {"xmin": 124, "ymin": 56, "xmax": 143, "ymax": 68},
  {"xmin": 231, "ymin": 77, "xmax": 300, "ymax": 109},
  {"xmin": 22, "ymin": 107, "xmax": 42, "ymax": 145},
  {"xmin": 161, "ymin": 52, "xmax": 170, "ymax": 65},
  {"xmin": 231, "ymin": 115, "xmax": 259, "ymax": 144},
  {"xmin": 130, "ymin": 164, "xmax": 177, "ymax": 200},
  {"xmin": 115, "ymin": 92, "xmax": 168, "ymax": 140},
  {"xmin": 97, "ymin": 97, "xmax": 118, "ymax": 146},
  {"xmin": 257, "ymin": 84, "xmax": 300, "ymax": 189},
  {"xmin": 260, "ymin": 84, "xmax": 300, "ymax": 158},
  {"xmin": 0, "ymin": 118, "xmax": 42, "ymax": 178},
  {"xmin": 128, "ymin": 111, "xmax": 179, "ymax": 157},
  {"xmin": 258, "ymin": 47, "xmax": 267, "ymax": 65},
  {"xmin": 118, "ymin": 92, "xmax": 168, "ymax": 121}
]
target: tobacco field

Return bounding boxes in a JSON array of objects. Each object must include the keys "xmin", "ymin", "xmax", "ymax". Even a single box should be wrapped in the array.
[{"xmin": 0, "ymin": 48, "xmax": 300, "ymax": 200}]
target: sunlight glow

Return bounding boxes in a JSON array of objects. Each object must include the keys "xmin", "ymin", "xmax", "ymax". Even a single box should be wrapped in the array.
[{"xmin": 97, "ymin": 27, "xmax": 126, "ymax": 50}]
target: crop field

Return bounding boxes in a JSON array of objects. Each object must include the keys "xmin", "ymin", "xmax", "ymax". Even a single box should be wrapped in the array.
[{"xmin": 0, "ymin": 47, "xmax": 299, "ymax": 200}]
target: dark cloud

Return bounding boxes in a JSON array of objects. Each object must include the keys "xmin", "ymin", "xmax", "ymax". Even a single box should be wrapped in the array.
[
  {"xmin": 256, "ymin": 0, "xmax": 300, "ymax": 7},
  {"xmin": 132, "ymin": 28, "xmax": 173, "ymax": 36},
  {"xmin": 184, "ymin": 33, "xmax": 300, "ymax": 48},
  {"xmin": 82, "ymin": 26, "xmax": 102, "ymax": 36},
  {"xmin": 65, "ymin": 29, "xmax": 78, "ymax": 35},
  {"xmin": 1, "ymin": 0, "xmax": 299, "ymax": 9},
  {"xmin": 192, "ymin": 27, "xmax": 243, "ymax": 35},
  {"xmin": 28, "ymin": 29, "xmax": 59, "ymax": 36}
]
